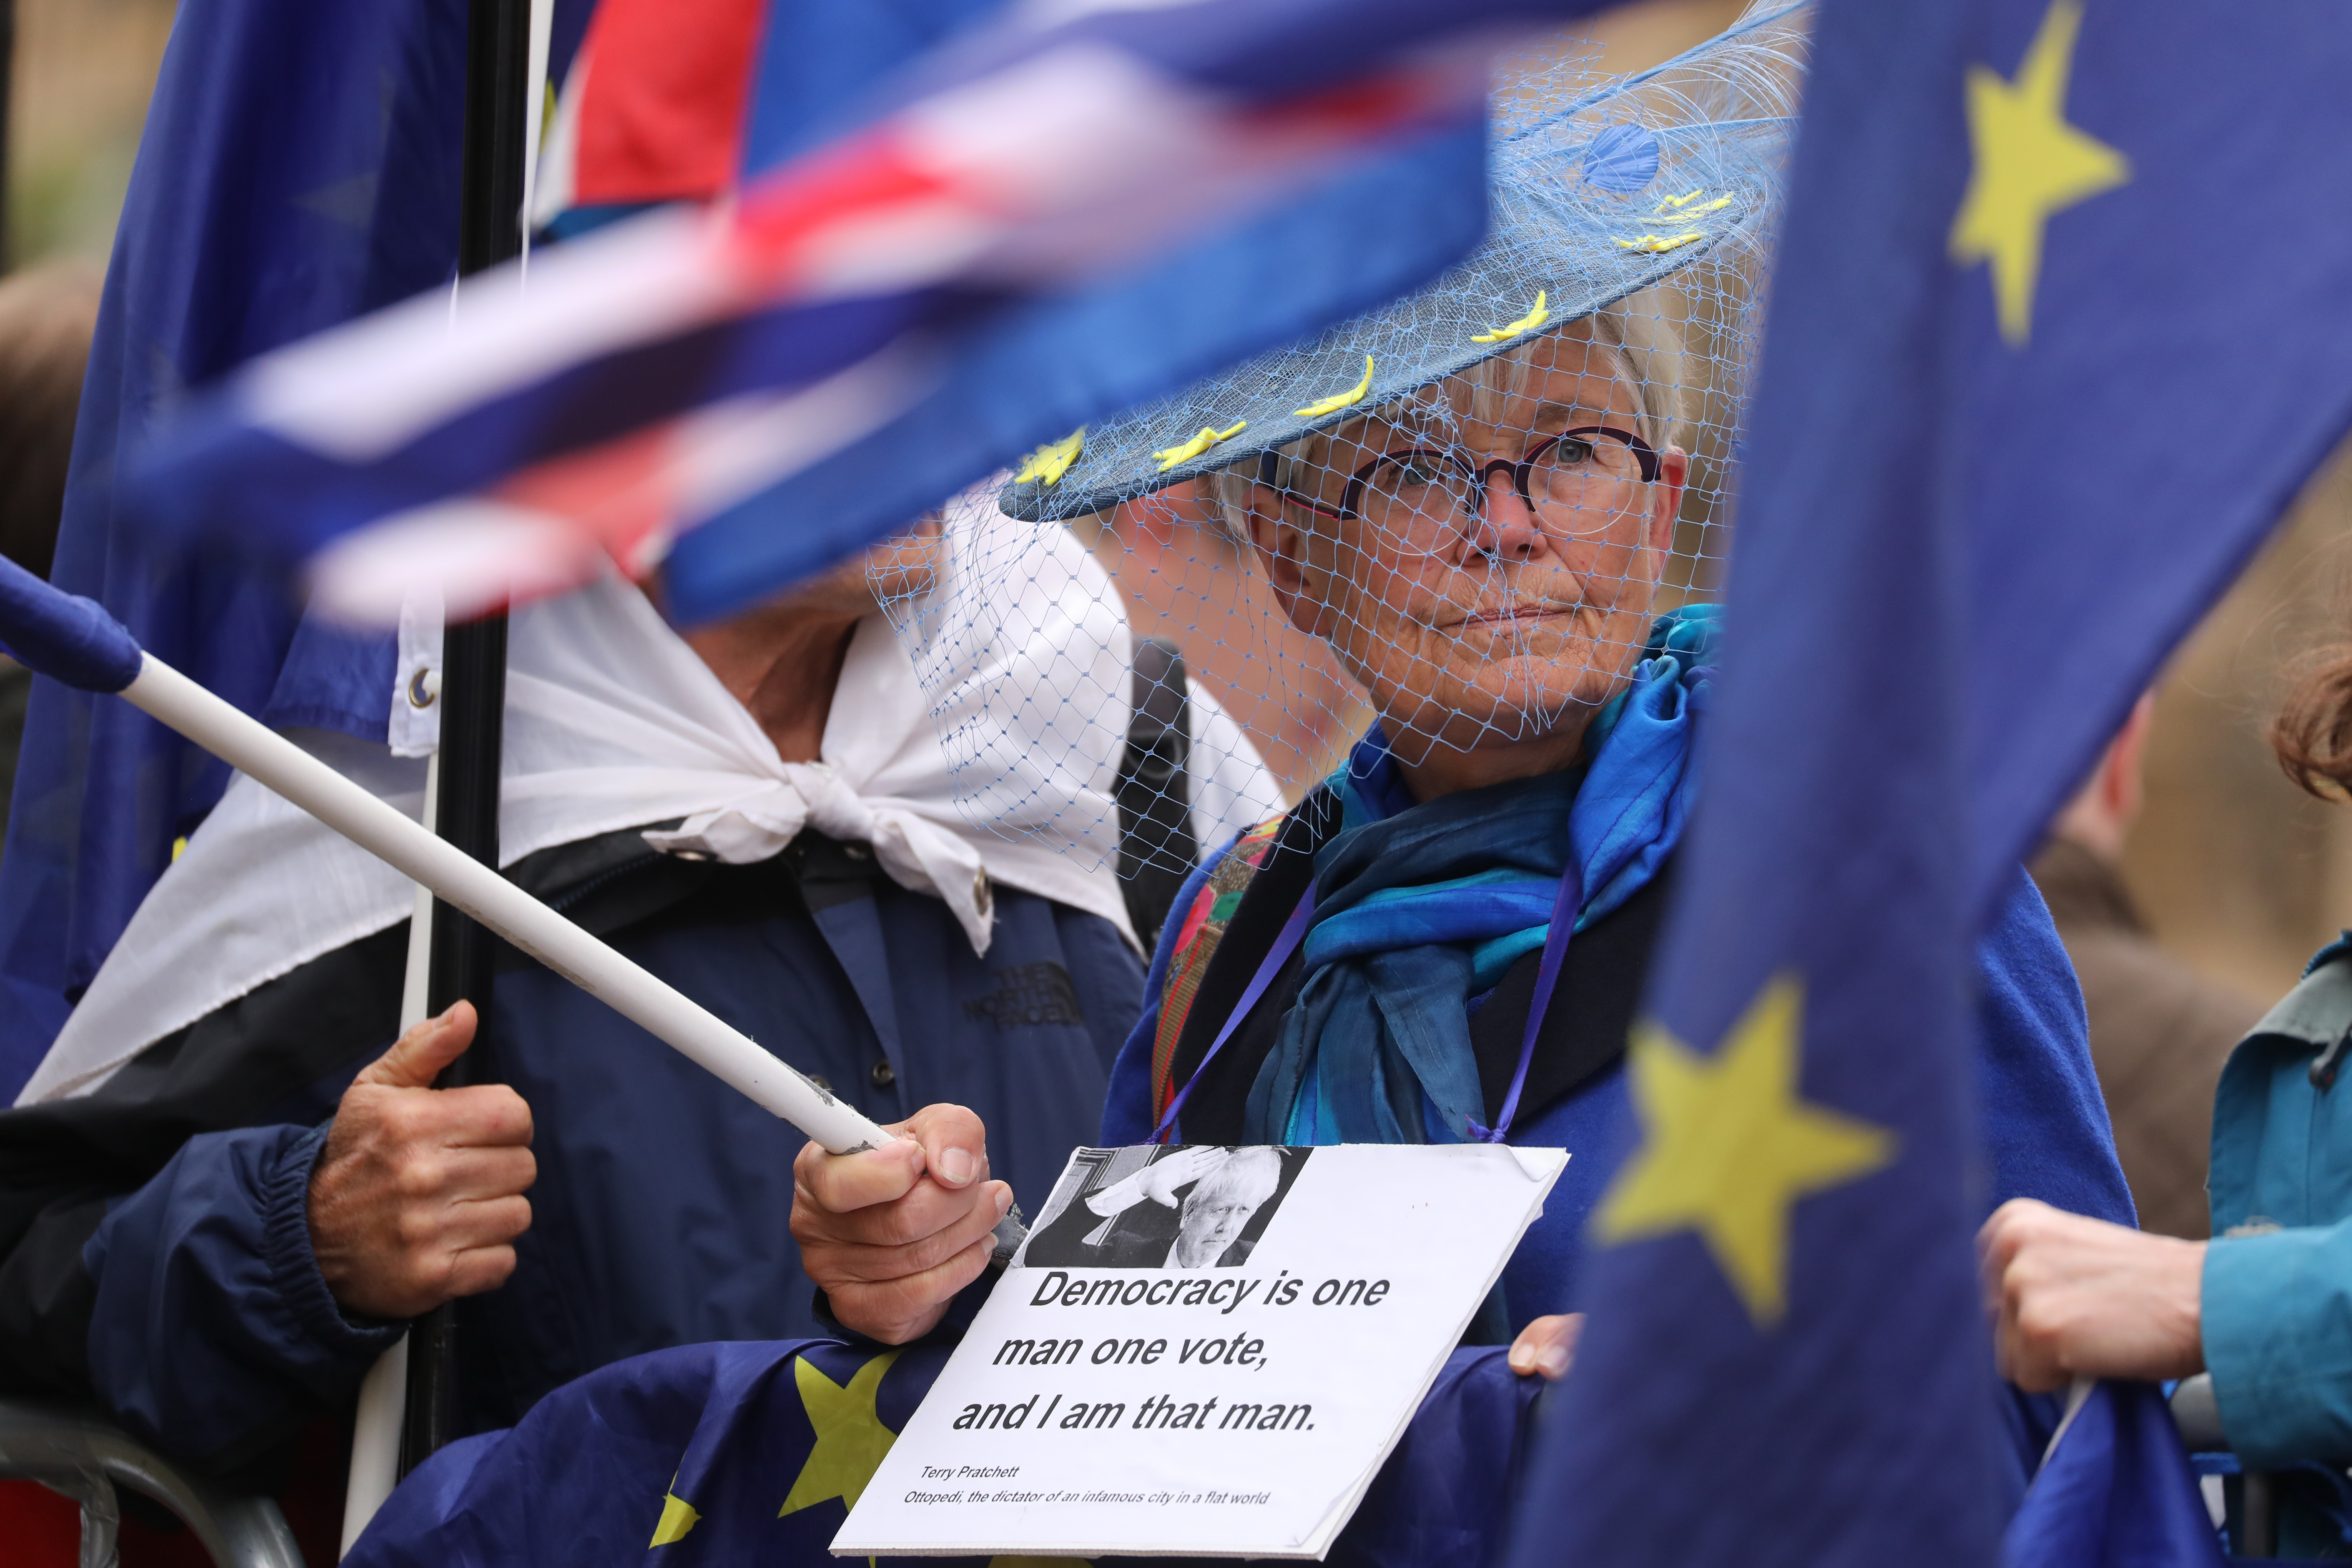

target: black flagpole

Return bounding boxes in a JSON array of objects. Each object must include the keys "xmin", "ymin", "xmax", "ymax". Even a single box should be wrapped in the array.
[{"xmin": 398, "ymin": 0, "xmax": 532, "ymax": 1478}]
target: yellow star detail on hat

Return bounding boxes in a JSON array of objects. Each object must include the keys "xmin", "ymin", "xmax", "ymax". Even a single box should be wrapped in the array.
[
  {"xmin": 1015, "ymin": 427, "xmax": 1085, "ymax": 486},
  {"xmin": 1294, "ymin": 356, "xmax": 1375, "ymax": 419},
  {"xmin": 1470, "ymin": 291, "xmax": 1549, "ymax": 344},
  {"xmin": 1152, "ymin": 419, "xmax": 1248, "ymax": 473},
  {"xmin": 778, "ymin": 1349, "xmax": 903, "ymax": 1518},
  {"xmin": 1592, "ymin": 975, "xmax": 1895, "ymax": 1328},
  {"xmin": 1949, "ymin": 0, "xmax": 2130, "ymax": 346}
]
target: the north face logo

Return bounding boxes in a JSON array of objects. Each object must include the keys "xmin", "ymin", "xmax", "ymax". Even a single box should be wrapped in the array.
[{"xmin": 962, "ymin": 962, "xmax": 1085, "ymax": 1029}]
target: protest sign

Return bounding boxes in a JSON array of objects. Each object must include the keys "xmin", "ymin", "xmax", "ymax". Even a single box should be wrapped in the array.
[{"xmin": 834, "ymin": 1141, "xmax": 1565, "ymax": 1559}]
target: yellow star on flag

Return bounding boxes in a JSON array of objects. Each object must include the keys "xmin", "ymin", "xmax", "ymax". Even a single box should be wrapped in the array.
[
  {"xmin": 778, "ymin": 1349, "xmax": 903, "ymax": 1518},
  {"xmin": 1592, "ymin": 975, "xmax": 1896, "ymax": 1328},
  {"xmin": 648, "ymin": 1487, "xmax": 702, "ymax": 1547},
  {"xmin": 1949, "ymin": 0, "xmax": 2130, "ymax": 345}
]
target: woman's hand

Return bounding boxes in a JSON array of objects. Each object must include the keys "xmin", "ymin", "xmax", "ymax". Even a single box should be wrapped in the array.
[
  {"xmin": 1978, "ymin": 1197, "xmax": 2207, "ymax": 1392},
  {"xmin": 790, "ymin": 1103, "xmax": 1013, "ymax": 1344},
  {"xmin": 1507, "ymin": 1313, "xmax": 1582, "ymax": 1380}
]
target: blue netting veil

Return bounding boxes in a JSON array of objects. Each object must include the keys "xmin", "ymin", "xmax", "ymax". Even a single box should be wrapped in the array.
[{"xmin": 878, "ymin": 3, "xmax": 1809, "ymax": 900}]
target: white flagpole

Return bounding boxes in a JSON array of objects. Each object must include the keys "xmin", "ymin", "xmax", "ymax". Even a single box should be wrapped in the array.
[
  {"xmin": 517, "ymin": 0, "xmax": 552, "ymax": 282},
  {"xmin": 338, "ymin": 747, "xmax": 436, "ymax": 1560},
  {"xmin": 0, "ymin": 564, "xmax": 1016, "ymax": 1552},
  {"xmin": 122, "ymin": 653, "xmax": 894, "ymax": 1150}
]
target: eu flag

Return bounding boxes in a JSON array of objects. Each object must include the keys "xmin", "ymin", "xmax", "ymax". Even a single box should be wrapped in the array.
[
  {"xmin": 344, "ymin": 1337, "xmax": 1542, "ymax": 1566},
  {"xmin": 0, "ymin": 0, "xmax": 471, "ymax": 1097},
  {"xmin": 1520, "ymin": 0, "xmax": 2352, "ymax": 1561}
]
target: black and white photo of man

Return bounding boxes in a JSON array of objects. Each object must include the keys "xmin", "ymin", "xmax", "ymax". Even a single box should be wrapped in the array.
[{"xmin": 1019, "ymin": 1146, "xmax": 1306, "ymax": 1269}]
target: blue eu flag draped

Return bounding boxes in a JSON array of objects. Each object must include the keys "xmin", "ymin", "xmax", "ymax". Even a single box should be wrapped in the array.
[
  {"xmin": 1518, "ymin": 0, "xmax": 2352, "ymax": 1561},
  {"xmin": 0, "ymin": 0, "xmax": 472, "ymax": 1097},
  {"xmin": 344, "ymin": 1339, "xmax": 1542, "ymax": 1566}
]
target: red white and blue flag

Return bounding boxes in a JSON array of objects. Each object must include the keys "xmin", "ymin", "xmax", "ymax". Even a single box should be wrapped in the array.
[
  {"xmin": 530, "ymin": 0, "xmax": 767, "ymax": 224},
  {"xmin": 129, "ymin": 0, "xmax": 1616, "ymax": 627}
]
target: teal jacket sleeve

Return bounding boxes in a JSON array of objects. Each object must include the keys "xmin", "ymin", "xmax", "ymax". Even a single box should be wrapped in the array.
[
  {"xmin": 2197, "ymin": 956, "xmax": 2352, "ymax": 1467},
  {"xmin": 2196, "ymin": 953, "xmax": 2352, "ymax": 1467},
  {"xmin": 2203, "ymin": 1220, "xmax": 2352, "ymax": 1467}
]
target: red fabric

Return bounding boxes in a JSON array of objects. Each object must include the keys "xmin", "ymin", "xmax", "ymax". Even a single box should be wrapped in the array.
[
  {"xmin": 573, "ymin": 0, "xmax": 770, "ymax": 205},
  {"xmin": 0, "ymin": 1480, "xmax": 83, "ymax": 1566},
  {"xmin": 0, "ymin": 1418, "xmax": 347, "ymax": 1567},
  {"xmin": 726, "ymin": 131, "xmax": 964, "ymax": 289},
  {"xmin": 494, "ymin": 417, "xmax": 682, "ymax": 574}
]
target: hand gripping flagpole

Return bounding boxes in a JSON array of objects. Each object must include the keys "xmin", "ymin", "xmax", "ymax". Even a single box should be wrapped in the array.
[{"xmin": 0, "ymin": 555, "xmax": 1030, "ymax": 1407}]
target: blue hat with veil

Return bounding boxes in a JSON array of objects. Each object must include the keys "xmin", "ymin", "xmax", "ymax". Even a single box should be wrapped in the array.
[
  {"xmin": 998, "ymin": 1, "xmax": 1807, "ymax": 525},
  {"xmin": 881, "ymin": 3, "xmax": 1808, "ymax": 947}
]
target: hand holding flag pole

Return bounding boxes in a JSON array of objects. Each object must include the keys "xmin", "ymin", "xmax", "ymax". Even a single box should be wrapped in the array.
[{"xmin": 0, "ymin": 554, "xmax": 1022, "ymax": 1207}]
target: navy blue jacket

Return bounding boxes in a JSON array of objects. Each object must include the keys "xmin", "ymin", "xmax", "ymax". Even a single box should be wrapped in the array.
[
  {"xmin": 1106, "ymin": 810, "xmax": 2131, "ymax": 1316},
  {"xmin": 0, "ymin": 827, "xmax": 1141, "ymax": 1480},
  {"xmin": 1101, "ymin": 800, "xmax": 2130, "ymax": 1494}
]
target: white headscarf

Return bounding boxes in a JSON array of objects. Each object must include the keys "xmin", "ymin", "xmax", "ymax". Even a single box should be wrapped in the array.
[{"xmin": 21, "ymin": 500, "xmax": 1284, "ymax": 1104}]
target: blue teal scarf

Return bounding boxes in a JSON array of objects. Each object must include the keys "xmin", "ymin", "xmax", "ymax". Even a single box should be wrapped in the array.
[{"xmin": 1242, "ymin": 606, "xmax": 1718, "ymax": 1145}]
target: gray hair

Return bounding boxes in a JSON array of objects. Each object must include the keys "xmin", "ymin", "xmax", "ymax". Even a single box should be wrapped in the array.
[{"xmin": 1185, "ymin": 1147, "xmax": 1283, "ymax": 1211}]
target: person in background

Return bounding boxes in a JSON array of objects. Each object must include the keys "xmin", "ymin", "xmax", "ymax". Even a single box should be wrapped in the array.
[
  {"xmin": 0, "ymin": 266, "xmax": 103, "ymax": 850},
  {"xmin": 1986, "ymin": 632, "xmax": 2352, "ymax": 1553},
  {"xmin": 0, "ymin": 492, "xmax": 1278, "ymax": 1484},
  {"xmin": 2030, "ymin": 693, "xmax": 2262, "ymax": 1239}
]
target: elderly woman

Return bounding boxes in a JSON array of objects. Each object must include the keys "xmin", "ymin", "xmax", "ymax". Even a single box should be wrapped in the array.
[
  {"xmin": 791, "ymin": 302, "xmax": 2126, "ymax": 1358},
  {"xmin": 790, "ymin": 18, "xmax": 2127, "ymax": 1486}
]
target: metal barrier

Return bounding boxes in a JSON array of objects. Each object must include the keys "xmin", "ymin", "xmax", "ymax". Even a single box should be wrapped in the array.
[
  {"xmin": 2172, "ymin": 1373, "xmax": 2276, "ymax": 1558},
  {"xmin": 0, "ymin": 1399, "xmax": 304, "ymax": 1568},
  {"xmin": 0, "ymin": 1378, "xmax": 2274, "ymax": 1564}
]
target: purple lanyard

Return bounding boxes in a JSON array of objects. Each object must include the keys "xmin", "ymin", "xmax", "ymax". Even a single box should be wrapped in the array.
[
  {"xmin": 1465, "ymin": 858, "xmax": 1581, "ymax": 1144},
  {"xmin": 1152, "ymin": 892, "xmax": 1315, "ymax": 1144},
  {"xmin": 1149, "ymin": 861, "xmax": 1582, "ymax": 1146}
]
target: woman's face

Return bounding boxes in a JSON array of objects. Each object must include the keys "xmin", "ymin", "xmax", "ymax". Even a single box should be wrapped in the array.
[{"xmin": 1245, "ymin": 331, "xmax": 1686, "ymax": 762}]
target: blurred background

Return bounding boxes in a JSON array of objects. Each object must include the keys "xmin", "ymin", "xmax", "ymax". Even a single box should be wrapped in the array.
[
  {"xmin": 8, "ymin": 0, "xmax": 2352, "ymax": 1004},
  {"xmin": 2128, "ymin": 447, "xmax": 2352, "ymax": 1004},
  {"xmin": 6, "ymin": 0, "xmax": 170, "ymax": 266}
]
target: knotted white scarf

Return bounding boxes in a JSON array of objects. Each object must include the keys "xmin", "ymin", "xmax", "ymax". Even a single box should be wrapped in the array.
[{"xmin": 22, "ymin": 507, "xmax": 1282, "ymax": 1103}]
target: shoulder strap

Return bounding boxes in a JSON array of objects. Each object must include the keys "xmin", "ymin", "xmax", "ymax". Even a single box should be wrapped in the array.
[
  {"xmin": 1149, "ymin": 812, "xmax": 1286, "ymax": 1118},
  {"xmin": 1116, "ymin": 639, "xmax": 1197, "ymax": 950}
]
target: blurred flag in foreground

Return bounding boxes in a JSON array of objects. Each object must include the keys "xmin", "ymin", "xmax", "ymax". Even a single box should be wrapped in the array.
[
  {"xmin": 0, "ymin": 0, "xmax": 967, "ymax": 1094},
  {"xmin": 530, "ymin": 0, "xmax": 1005, "ymax": 234},
  {"xmin": 1523, "ymin": 0, "xmax": 2352, "ymax": 1562},
  {"xmin": 127, "ymin": 0, "xmax": 1621, "ymax": 629}
]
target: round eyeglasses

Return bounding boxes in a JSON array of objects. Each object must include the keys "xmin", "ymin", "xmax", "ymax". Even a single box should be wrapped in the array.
[{"xmin": 1272, "ymin": 426, "xmax": 1660, "ymax": 541}]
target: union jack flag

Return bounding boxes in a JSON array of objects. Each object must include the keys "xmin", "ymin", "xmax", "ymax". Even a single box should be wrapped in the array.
[{"xmin": 129, "ymin": 0, "xmax": 1617, "ymax": 626}]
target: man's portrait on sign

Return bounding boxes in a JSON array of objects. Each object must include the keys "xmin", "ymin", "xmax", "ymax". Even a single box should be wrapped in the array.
[{"xmin": 1020, "ymin": 1145, "xmax": 1310, "ymax": 1270}]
